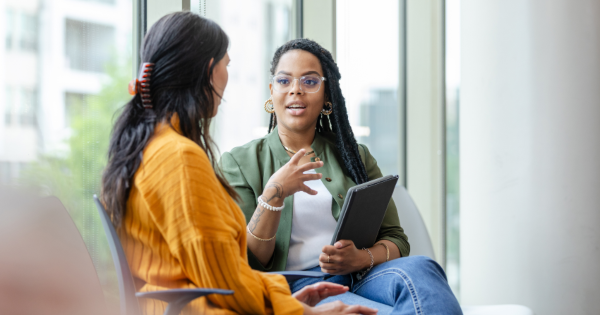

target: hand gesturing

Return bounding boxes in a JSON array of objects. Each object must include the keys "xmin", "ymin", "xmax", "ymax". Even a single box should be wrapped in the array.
[{"xmin": 262, "ymin": 149, "xmax": 324, "ymax": 205}]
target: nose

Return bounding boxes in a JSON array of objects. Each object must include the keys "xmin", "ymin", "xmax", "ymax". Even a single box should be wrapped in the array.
[{"xmin": 288, "ymin": 78, "xmax": 304, "ymax": 95}]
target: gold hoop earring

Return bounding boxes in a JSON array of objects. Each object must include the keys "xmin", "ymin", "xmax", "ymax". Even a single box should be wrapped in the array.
[
  {"xmin": 321, "ymin": 101, "xmax": 333, "ymax": 115},
  {"xmin": 264, "ymin": 97, "xmax": 275, "ymax": 114}
]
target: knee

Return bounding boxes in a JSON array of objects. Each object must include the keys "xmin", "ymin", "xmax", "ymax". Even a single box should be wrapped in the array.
[
  {"xmin": 388, "ymin": 255, "xmax": 447, "ymax": 281},
  {"xmin": 405, "ymin": 255, "xmax": 438, "ymax": 267},
  {"xmin": 390, "ymin": 255, "xmax": 436, "ymax": 268}
]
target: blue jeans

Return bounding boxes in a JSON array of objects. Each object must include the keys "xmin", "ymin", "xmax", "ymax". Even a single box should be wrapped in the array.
[{"xmin": 288, "ymin": 256, "xmax": 462, "ymax": 315}]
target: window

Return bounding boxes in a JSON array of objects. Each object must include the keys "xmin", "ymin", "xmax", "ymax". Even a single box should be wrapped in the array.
[
  {"xmin": 5, "ymin": 7, "xmax": 38, "ymax": 52},
  {"xmin": 337, "ymin": 0, "xmax": 402, "ymax": 177},
  {"xmin": 5, "ymin": 8, "xmax": 14, "ymax": 50},
  {"xmin": 5, "ymin": 87, "xmax": 13, "ymax": 125},
  {"xmin": 65, "ymin": 19, "xmax": 116, "ymax": 72},
  {"xmin": 445, "ymin": 0, "xmax": 461, "ymax": 299},
  {"xmin": 4, "ymin": 87, "xmax": 37, "ymax": 127},
  {"xmin": 357, "ymin": 89, "xmax": 400, "ymax": 175},
  {"xmin": 1, "ymin": 1, "xmax": 131, "ymax": 311},
  {"xmin": 65, "ymin": 92, "xmax": 88, "ymax": 128},
  {"xmin": 19, "ymin": 88, "xmax": 37, "ymax": 126},
  {"xmin": 4, "ymin": 8, "xmax": 38, "ymax": 52},
  {"xmin": 20, "ymin": 12, "xmax": 38, "ymax": 52},
  {"xmin": 200, "ymin": 0, "xmax": 296, "ymax": 153}
]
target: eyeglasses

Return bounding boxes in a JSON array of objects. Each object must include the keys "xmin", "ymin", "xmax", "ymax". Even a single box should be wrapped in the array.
[{"xmin": 271, "ymin": 74, "xmax": 326, "ymax": 94}]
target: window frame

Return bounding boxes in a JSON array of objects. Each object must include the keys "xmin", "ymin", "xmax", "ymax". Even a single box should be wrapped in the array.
[{"xmin": 304, "ymin": 0, "xmax": 447, "ymax": 267}]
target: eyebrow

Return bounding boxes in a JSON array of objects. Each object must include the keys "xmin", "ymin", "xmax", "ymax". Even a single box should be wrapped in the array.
[{"xmin": 276, "ymin": 70, "xmax": 322, "ymax": 76}]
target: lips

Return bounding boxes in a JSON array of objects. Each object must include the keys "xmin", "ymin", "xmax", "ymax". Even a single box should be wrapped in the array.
[{"xmin": 285, "ymin": 101, "xmax": 307, "ymax": 116}]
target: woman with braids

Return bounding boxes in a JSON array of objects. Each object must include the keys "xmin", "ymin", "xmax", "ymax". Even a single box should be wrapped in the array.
[
  {"xmin": 101, "ymin": 12, "xmax": 378, "ymax": 315},
  {"xmin": 220, "ymin": 38, "xmax": 462, "ymax": 314}
]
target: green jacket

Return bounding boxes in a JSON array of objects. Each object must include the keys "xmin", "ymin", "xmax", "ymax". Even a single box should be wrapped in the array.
[{"xmin": 219, "ymin": 126, "xmax": 410, "ymax": 271}]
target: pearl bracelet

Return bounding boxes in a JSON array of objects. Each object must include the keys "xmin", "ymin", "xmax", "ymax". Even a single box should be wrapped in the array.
[
  {"xmin": 247, "ymin": 226, "xmax": 276, "ymax": 242},
  {"xmin": 257, "ymin": 195, "xmax": 284, "ymax": 211}
]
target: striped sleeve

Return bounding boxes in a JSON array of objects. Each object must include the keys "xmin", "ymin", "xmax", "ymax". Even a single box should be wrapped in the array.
[{"xmin": 145, "ymin": 141, "xmax": 303, "ymax": 315}]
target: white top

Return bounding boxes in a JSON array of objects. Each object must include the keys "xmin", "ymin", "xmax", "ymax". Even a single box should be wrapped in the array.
[{"xmin": 285, "ymin": 170, "xmax": 337, "ymax": 271}]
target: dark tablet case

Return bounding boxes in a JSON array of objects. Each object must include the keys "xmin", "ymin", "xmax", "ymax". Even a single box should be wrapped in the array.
[{"xmin": 330, "ymin": 175, "xmax": 399, "ymax": 249}]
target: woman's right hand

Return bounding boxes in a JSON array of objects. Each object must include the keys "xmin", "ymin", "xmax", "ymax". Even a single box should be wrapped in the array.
[
  {"xmin": 262, "ymin": 149, "xmax": 324, "ymax": 206},
  {"xmin": 302, "ymin": 301, "xmax": 378, "ymax": 315}
]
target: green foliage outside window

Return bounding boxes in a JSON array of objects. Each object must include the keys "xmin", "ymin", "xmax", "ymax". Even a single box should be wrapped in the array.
[{"xmin": 21, "ymin": 54, "xmax": 131, "ymax": 313}]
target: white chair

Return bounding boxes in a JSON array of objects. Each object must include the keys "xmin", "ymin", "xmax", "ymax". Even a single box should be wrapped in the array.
[{"xmin": 392, "ymin": 186, "xmax": 534, "ymax": 315}]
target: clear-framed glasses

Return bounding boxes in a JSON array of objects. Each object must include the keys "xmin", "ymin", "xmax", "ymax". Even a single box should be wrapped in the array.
[{"xmin": 271, "ymin": 74, "xmax": 326, "ymax": 93}]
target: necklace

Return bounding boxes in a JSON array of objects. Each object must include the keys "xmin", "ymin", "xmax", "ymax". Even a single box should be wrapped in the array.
[{"xmin": 283, "ymin": 146, "xmax": 315, "ymax": 156}]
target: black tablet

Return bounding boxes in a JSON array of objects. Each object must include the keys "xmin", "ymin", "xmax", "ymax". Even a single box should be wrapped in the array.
[{"xmin": 330, "ymin": 175, "xmax": 399, "ymax": 249}]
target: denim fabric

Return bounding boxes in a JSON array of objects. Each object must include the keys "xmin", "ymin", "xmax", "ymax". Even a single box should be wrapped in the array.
[{"xmin": 288, "ymin": 256, "xmax": 462, "ymax": 315}]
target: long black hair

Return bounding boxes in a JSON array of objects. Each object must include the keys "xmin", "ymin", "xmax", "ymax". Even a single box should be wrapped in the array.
[
  {"xmin": 101, "ymin": 12, "xmax": 237, "ymax": 227},
  {"xmin": 268, "ymin": 38, "xmax": 369, "ymax": 185}
]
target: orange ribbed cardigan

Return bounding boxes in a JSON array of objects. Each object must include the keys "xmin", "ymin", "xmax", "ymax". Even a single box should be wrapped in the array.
[{"xmin": 118, "ymin": 118, "xmax": 303, "ymax": 315}]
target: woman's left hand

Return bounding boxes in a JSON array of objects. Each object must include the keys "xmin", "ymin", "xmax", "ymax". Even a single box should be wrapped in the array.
[
  {"xmin": 319, "ymin": 240, "xmax": 369, "ymax": 275},
  {"xmin": 292, "ymin": 282, "xmax": 349, "ymax": 307}
]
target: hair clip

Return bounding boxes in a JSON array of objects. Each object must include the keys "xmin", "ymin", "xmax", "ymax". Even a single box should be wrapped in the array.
[{"xmin": 128, "ymin": 62, "xmax": 155, "ymax": 109}]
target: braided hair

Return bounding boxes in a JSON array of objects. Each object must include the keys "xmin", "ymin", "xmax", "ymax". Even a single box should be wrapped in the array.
[{"xmin": 268, "ymin": 38, "xmax": 369, "ymax": 185}]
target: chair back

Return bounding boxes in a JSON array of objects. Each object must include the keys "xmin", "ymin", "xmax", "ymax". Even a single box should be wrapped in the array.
[
  {"xmin": 94, "ymin": 195, "xmax": 141, "ymax": 315},
  {"xmin": 0, "ymin": 193, "xmax": 108, "ymax": 315},
  {"xmin": 392, "ymin": 186, "xmax": 436, "ymax": 260}
]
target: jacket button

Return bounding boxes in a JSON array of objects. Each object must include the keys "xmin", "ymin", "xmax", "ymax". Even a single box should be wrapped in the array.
[
  {"xmin": 326, "ymin": 178, "xmax": 332, "ymax": 182},
  {"xmin": 338, "ymin": 194, "xmax": 343, "ymax": 199}
]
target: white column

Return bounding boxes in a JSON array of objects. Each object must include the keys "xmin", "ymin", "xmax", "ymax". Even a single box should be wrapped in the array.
[
  {"xmin": 303, "ymin": 0, "xmax": 336, "ymax": 59},
  {"xmin": 460, "ymin": 1, "xmax": 600, "ymax": 314},
  {"xmin": 406, "ymin": 0, "xmax": 445, "ymax": 263},
  {"xmin": 147, "ymin": 0, "xmax": 184, "ymax": 30}
]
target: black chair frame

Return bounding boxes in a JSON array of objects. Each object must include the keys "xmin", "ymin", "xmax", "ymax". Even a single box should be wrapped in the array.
[{"xmin": 94, "ymin": 195, "xmax": 325, "ymax": 315}]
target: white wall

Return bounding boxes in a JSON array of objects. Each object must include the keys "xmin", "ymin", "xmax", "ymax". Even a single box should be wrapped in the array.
[{"xmin": 460, "ymin": 1, "xmax": 600, "ymax": 314}]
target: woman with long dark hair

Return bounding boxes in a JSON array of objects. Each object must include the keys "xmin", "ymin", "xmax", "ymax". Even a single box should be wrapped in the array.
[
  {"xmin": 101, "ymin": 12, "xmax": 377, "ymax": 315},
  {"xmin": 220, "ymin": 38, "xmax": 463, "ymax": 314}
]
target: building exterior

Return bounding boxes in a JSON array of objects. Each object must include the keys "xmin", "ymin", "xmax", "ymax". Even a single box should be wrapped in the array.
[
  {"xmin": 357, "ymin": 89, "xmax": 400, "ymax": 178},
  {"xmin": 0, "ymin": 0, "xmax": 131, "ymax": 184}
]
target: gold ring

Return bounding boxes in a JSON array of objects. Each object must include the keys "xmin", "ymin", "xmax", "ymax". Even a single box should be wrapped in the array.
[{"xmin": 328, "ymin": 255, "xmax": 330, "ymax": 263}]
